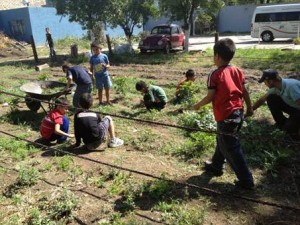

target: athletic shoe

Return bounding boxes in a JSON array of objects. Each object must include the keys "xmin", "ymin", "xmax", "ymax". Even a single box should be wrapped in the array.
[{"xmin": 108, "ymin": 137, "xmax": 124, "ymax": 148}]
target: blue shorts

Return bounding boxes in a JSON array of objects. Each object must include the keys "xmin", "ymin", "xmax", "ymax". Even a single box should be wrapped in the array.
[{"xmin": 95, "ymin": 75, "xmax": 112, "ymax": 89}]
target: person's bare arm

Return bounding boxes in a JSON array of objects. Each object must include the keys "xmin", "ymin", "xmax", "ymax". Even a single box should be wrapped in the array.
[
  {"xmin": 192, "ymin": 89, "xmax": 215, "ymax": 110},
  {"xmin": 54, "ymin": 124, "xmax": 74, "ymax": 138},
  {"xmin": 242, "ymin": 85, "xmax": 253, "ymax": 117},
  {"xmin": 252, "ymin": 93, "xmax": 268, "ymax": 111}
]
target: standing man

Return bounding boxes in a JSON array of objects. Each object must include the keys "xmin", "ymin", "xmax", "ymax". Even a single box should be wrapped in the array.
[
  {"xmin": 252, "ymin": 69, "xmax": 300, "ymax": 139},
  {"xmin": 45, "ymin": 27, "xmax": 56, "ymax": 60},
  {"xmin": 62, "ymin": 64, "xmax": 93, "ymax": 108}
]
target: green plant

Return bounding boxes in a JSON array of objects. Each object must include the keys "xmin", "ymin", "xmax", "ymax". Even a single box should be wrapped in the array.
[
  {"xmin": 37, "ymin": 73, "xmax": 50, "ymax": 81},
  {"xmin": 55, "ymin": 155, "xmax": 74, "ymax": 172},
  {"xmin": 48, "ymin": 189, "xmax": 79, "ymax": 220},
  {"xmin": 18, "ymin": 166, "xmax": 40, "ymax": 186}
]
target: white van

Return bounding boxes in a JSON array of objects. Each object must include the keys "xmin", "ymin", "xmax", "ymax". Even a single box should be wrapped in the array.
[{"xmin": 251, "ymin": 4, "xmax": 300, "ymax": 42}]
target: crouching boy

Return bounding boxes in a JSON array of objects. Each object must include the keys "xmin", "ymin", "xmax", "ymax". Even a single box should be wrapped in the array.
[
  {"xmin": 74, "ymin": 93, "xmax": 124, "ymax": 150},
  {"xmin": 40, "ymin": 97, "xmax": 74, "ymax": 144}
]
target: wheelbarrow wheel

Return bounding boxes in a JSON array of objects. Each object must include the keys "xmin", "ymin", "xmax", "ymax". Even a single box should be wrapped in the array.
[{"xmin": 25, "ymin": 96, "xmax": 41, "ymax": 112}]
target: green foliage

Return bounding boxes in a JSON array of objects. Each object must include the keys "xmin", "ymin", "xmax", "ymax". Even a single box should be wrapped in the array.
[
  {"xmin": 18, "ymin": 166, "xmax": 40, "ymax": 186},
  {"xmin": 178, "ymin": 108, "xmax": 215, "ymax": 130},
  {"xmin": 175, "ymin": 81, "xmax": 199, "ymax": 108},
  {"xmin": 107, "ymin": 171, "xmax": 131, "ymax": 195},
  {"xmin": 37, "ymin": 73, "xmax": 50, "ymax": 81},
  {"xmin": 113, "ymin": 76, "xmax": 131, "ymax": 97},
  {"xmin": 52, "ymin": 0, "xmax": 158, "ymax": 44},
  {"xmin": 27, "ymin": 208, "xmax": 53, "ymax": 225},
  {"xmin": 47, "ymin": 189, "xmax": 79, "ymax": 220},
  {"xmin": 155, "ymin": 200, "xmax": 207, "ymax": 225},
  {"xmin": 54, "ymin": 155, "xmax": 74, "ymax": 172},
  {"xmin": 0, "ymin": 137, "xmax": 37, "ymax": 161},
  {"xmin": 241, "ymin": 121, "xmax": 293, "ymax": 175}
]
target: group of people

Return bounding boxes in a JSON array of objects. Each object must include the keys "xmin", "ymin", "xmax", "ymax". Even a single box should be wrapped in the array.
[{"xmin": 40, "ymin": 37, "xmax": 300, "ymax": 190}]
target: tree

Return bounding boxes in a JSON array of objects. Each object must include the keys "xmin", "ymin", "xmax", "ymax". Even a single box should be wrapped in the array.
[
  {"xmin": 159, "ymin": 0, "xmax": 202, "ymax": 51},
  {"xmin": 51, "ymin": 0, "xmax": 159, "ymax": 45},
  {"xmin": 106, "ymin": 0, "xmax": 159, "ymax": 45}
]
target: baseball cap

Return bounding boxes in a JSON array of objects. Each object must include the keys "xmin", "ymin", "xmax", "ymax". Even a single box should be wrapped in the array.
[{"xmin": 258, "ymin": 69, "xmax": 279, "ymax": 83}]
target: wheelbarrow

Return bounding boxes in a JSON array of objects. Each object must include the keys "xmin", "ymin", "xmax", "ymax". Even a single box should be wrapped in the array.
[{"xmin": 20, "ymin": 80, "xmax": 76, "ymax": 113}]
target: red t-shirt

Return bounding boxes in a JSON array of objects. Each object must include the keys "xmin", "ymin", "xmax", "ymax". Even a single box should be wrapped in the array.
[
  {"xmin": 40, "ymin": 109, "xmax": 63, "ymax": 139},
  {"xmin": 207, "ymin": 65, "xmax": 245, "ymax": 122}
]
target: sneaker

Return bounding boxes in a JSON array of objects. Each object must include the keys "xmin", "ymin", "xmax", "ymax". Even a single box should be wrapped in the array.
[
  {"xmin": 234, "ymin": 180, "xmax": 255, "ymax": 190},
  {"xmin": 108, "ymin": 137, "xmax": 124, "ymax": 148},
  {"xmin": 203, "ymin": 160, "xmax": 223, "ymax": 177}
]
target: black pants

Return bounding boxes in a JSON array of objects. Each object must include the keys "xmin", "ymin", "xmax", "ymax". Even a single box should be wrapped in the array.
[
  {"xmin": 267, "ymin": 94, "xmax": 300, "ymax": 133},
  {"xmin": 144, "ymin": 94, "xmax": 166, "ymax": 111}
]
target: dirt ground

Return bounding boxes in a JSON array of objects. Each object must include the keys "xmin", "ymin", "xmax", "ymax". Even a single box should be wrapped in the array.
[{"xmin": 0, "ymin": 45, "xmax": 300, "ymax": 224}]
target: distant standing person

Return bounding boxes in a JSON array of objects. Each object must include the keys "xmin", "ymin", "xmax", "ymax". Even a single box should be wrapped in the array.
[
  {"xmin": 135, "ymin": 81, "xmax": 168, "ymax": 111},
  {"xmin": 62, "ymin": 64, "xmax": 93, "ymax": 108},
  {"xmin": 45, "ymin": 27, "xmax": 56, "ymax": 60},
  {"xmin": 89, "ymin": 41, "xmax": 112, "ymax": 105}
]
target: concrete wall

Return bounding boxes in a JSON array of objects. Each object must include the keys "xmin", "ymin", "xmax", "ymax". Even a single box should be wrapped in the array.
[
  {"xmin": 28, "ymin": 7, "xmax": 86, "ymax": 45},
  {"xmin": 0, "ymin": 7, "xmax": 86, "ymax": 45},
  {"xmin": 217, "ymin": 4, "xmax": 257, "ymax": 33}
]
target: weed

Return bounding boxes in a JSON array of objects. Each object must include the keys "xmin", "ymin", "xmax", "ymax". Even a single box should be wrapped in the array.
[
  {"xmin": 47, "ymin": 189, "xmax": 79, "ymax": 220},
  {"xmin": 18, "ymin": 166, "xmax": 40, "ymax": 186},
  {"xmin": 107, "ymin": 171, "xmax": 131, "ymax": 195},
  {"xmin": 54, "ymin": 155, "xmax": 74, "ymax": 172},
  {"xmin": 154, "ymin": 200, "xmax": 207, "ymax": 225},
  {"xmin": 26, "ymin": 207, "xmax": 53, "ymax": 225},
  {"xmin": 37, "ymin": 73, "xmax": 50, "ymax": 81},
  {"xmin": 0, "ymin": 137, "xmax": 37, "ymax": 161}
]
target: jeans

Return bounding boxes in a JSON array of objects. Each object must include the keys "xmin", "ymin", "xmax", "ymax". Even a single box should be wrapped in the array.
[
  {"xmin": 267, "ymin": 94, "xmax": 300, "ymax": 133},
  {"xmin": 211, "ymin": 110, "xmax": 253, "ymax": 184},
  {"xmin": 49, "ymin": 116, "xmax": 69, "ymax": 143}
]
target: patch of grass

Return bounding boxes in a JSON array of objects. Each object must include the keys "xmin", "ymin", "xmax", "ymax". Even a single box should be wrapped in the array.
[
  {"xmin": 154, "ymin": 200, "xmax": 208, "ymax": 225},
  {"xmin": 0, "ymin": 137, "xmax": 38, "ymax": 161}
]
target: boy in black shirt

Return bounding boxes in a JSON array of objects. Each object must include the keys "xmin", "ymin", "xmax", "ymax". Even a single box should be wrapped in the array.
[{"xmin": 74, "ymin": 93, "xmax": 123, "ymax": 150}]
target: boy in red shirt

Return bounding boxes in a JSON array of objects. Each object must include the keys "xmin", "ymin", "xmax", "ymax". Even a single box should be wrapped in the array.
[
  {"xmin": 193, "ymin": 38, "xmax": 254, "ymax": 189},
  {"xmin": 40, "ymin": 97, "xmax": 74, "ymax": 144}
]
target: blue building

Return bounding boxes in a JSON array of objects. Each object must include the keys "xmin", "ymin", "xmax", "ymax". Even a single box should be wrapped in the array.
[{"xmin": 0, "ymin": 7, "xmax": 86, "ymax": 45}]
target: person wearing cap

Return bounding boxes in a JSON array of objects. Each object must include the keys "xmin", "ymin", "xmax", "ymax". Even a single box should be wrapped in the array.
[
  {"xmin": 253, "ymin": 69, "xmax": 300, "ymax": 138},
  {"xmin": 62, "ymin": 63, "xmax": 93, "ymax": 108},
  {"xmin": 40, "ymin": 97, "xmax": 74, "ymax": 144},
  {"xmin": 89, "ymin": 41, "xmax": 112, "ymax": 105},
  {"xmin": 174, "ymin": 69, "xmax": 196, "ymax": 104}
]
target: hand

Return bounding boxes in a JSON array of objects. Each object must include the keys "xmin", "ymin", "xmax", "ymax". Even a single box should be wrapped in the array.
[
  {"xmin": 192, "ymin": 103, "xmax": 201, "ymax": 111},
  {"xmin": 101, "ymin": 63, "xmax": 106, "ymax": 68},
  {"xmin": 139, "ymin": 99, "xmax": 145, "ymax": 106},
  {"xmin": 69, "ymin": 134, "xmax": 75, "ymax": 138}
]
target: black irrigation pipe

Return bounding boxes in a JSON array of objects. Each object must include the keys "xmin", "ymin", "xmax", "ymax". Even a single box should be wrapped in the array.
[
  {"xmin": 0, "ymin": 130, "xmax": 300, "ymax": 212},
  {"xmin": 1, "ymin": 90, "xmax": 300, "ymax": 146}
]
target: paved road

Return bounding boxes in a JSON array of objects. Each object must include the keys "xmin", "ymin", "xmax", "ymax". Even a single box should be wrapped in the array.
[{"xmin": 188, "ymin": 35, "xmax": 300, "ymax": 51}]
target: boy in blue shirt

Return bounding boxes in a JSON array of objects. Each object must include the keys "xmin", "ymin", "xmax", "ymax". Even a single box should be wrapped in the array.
[{"xmin": 89, "ymin": 41, "xmax": 112, "ymax": 105}]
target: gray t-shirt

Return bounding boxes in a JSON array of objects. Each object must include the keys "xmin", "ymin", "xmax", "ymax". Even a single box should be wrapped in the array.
[{"xmin": 268, "ymin": 78, "xmax": 300, "ymax": 109}]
